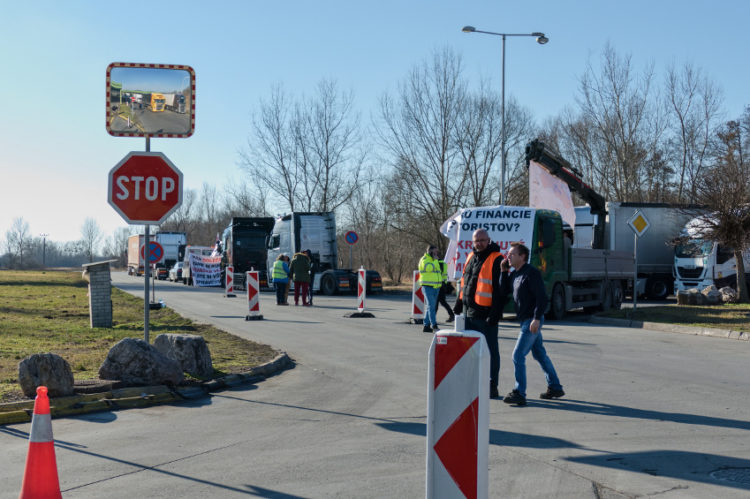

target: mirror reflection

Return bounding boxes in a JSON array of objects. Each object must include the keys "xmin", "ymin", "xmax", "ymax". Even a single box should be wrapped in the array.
[{"xmin": 107, "ymin": 64, "xmax": 194, "ymax": 137}]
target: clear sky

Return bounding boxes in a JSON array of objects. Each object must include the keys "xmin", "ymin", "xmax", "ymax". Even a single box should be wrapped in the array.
[{"xmin": 1, "ymin": 0, "xmax": 747, "ymax": 246}]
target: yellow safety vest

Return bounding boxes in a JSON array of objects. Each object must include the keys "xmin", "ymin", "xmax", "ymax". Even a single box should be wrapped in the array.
[
  {"xmin": 272, "ymin": 260, "xmax": 288, "ymax": 280},
  {"xmin": 418, "ymin": 254, "xmax": 442, "ymax": 288}
]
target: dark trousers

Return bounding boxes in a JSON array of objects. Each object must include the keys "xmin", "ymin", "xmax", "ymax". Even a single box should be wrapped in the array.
[
  {"xmin": 437, "ymin": 286, "xmax": 454, "ymax": 320},
  {"xmin": 465, "ymin": 316, "xmax": 500, "ymax": 388},
  {"xmin": 275, "ymin": 282, "xmax": 286, "ymax": 304},
  {"xmin": 294, "ymin": 282, "xmax": 310, "ymax": 305}
]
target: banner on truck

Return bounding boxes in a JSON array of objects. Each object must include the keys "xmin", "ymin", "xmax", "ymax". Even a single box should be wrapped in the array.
[
  {"xmin": 441, "ymin": 206, "xmax": 536, "ymax": 281},
  {"xmin": 528, "ymin": 160, "xmax": 576, "ymax": 228},
  {"xmin": 189, "ymin": 254, "xmax": 222, "ymax": 287}
]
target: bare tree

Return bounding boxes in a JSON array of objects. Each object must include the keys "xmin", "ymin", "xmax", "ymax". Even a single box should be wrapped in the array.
[
  {"xmin": 665, "ymin": 62, "xmax": 723, "ymax": 201},
  {"xmin": 240, "ymin": 80, "xmax": 364, "ymax": 213},
  {"xmin": 691, "ymin": 119, "xmax": 750, "ymax": 301},
  {"xmin": 80, "ymin": 218, "xmax": 103, "ymax": 262},
  {"xmin": 5, "ymin": 217, "xmax": 31, "ymax": 268}
]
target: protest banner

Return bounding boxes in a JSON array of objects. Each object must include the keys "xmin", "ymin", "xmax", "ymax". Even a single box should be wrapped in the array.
[{"xmin": 188, "ymin": 254, "xmax": 222, "ymax": 287}]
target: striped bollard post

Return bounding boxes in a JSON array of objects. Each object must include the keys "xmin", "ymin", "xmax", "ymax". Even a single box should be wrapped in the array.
[
  {"xmin": 245, "ymin": 270, "xmax": 263, "ymax": 321},
  {"xmin": 225, "ymin": 265, "xmax": 236, "ymax": 297},
  {"xmin": 410, "ymin": 270, "xmax": 425, "ymax": 324},
  {"xmin": 426, "ymin": 321, "xmax": 489, "ymax": 499},
  {"xmin": 357, "ymin": 266, "xmax": 366, "ymax": 312}
]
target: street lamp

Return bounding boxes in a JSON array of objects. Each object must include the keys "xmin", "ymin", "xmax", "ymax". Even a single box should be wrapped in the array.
[
  {"xmin": 39, "ymin": 233, "xmax": 49, "ymax": 267},
  {"xmin": 462, "ymin": 26, "xmax": 548, "ymax": 206}
]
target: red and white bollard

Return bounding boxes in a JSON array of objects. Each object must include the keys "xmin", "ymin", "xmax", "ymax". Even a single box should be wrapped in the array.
[
  {"xmin": 357, "ymin": 266, "xmax": 366, "ymax": 312},
  {"xmin": 410, "ymin": 270, "xmax": 425, "ymax": 324},
  {"xmin": 245, "ymin": 270, "xmax": 263, "ymax": 321},
  {"xmin": 426, "ymin": 318, "xmax": 489, "ymax": 499},
  {"xmin": 225, "ymin": 265, "xmax": 236, "ymax": 298}
]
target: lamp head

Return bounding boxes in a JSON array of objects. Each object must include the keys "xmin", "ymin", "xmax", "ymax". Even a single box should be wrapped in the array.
[
  {"xmin": 462, "ymin": 26, "xmax": 476, "ymax": 33},
  {"xmin": 534, "ymin": 33, "xmax": 549, "ymax": 44}
]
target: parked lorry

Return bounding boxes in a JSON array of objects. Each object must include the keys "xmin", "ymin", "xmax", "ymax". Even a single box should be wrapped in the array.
[
  {"xmin": 673, "ymin": 215, "xmax": 750, "ymax": 292},
  {"xmin": 266, "ymin": 212, "xmax": 382, "ymax": 295},
  {"xmin": 220, "ymin": 217, "xmax": 275, "ymax": 290},
  {"xmin": 179, "ymin": 245, "xmax": 215, "ymax": 285},
  {"xmin": 127, "ymin": 232, "xmax": 187, "ymax": 277},
  {"xmin": 527, "ymin": 139, "xmax": 699, "ymax": 300},
  {"xmin": 443, "ymin": 205, "xmax": 632, "ymax": 319}
]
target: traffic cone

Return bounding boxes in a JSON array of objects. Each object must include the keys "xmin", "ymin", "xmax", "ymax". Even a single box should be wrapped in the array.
[{"xmin": 19, "ymin": 386, "xmax": 62, "ymax": 499}]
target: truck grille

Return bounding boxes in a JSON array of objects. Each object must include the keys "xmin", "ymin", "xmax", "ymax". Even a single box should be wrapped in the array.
[{"xmin": 677, "ymin": 266, "xmax": 703, "ymax": 279}]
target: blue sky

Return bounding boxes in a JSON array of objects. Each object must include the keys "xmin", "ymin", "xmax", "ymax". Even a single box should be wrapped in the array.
[{"xmin": 1, "ymin": 0, "xmax": 748, "ymax": 245}]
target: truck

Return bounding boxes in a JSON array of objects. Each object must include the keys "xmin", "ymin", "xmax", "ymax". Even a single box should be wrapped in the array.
[
  {"xmin": 127, "ymin": 232, "xmax": 187, "ymax": 278},
  {"xmin": 266, "ymin": 212, "xmax": 382, "ymax": 295},
  {"xmin": 220, "ymin": 217, "xmax": 275, "ymax": 290},
  {"xmin": 162, "ymin": 93, "xmax": 186, "ymax": 113},
  {"xmin": 443, "ymin": 206, "xmax": 632, "ymax": 319},
  {"xmin": 673, "ymin": 215, "xmax": 750, "ymax": 292},
  {"xmin": 527, "ymin": 139, "xmax": 698, "ymax": 300}
]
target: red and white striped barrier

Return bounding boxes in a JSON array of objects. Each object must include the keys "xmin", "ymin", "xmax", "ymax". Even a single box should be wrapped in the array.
[
  {"xmin": 357, "ymin": 266, "xmax": 366, "ymax": 312},
  {"xmin": 225, "ymin": 265, "xmax": 236, "ymax": 297},
  {"xmin": 410, "ymin": 270, "xmax": 425, "ymax": 324},
  {"xmin": 245, "ymin": 270, "xmax": 263, "ymax": 321},
  {"xmin": 426, "ymin": 319, "xmax": 489, "ymax": 499}
]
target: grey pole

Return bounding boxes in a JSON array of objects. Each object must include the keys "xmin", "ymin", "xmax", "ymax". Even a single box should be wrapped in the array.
[
  {"xmin": 500, "ymin": 34, "xmax": 506, "ymax": 206},
  {"xmin": 143, "ymin": 135, "xmax": 152, "ymax": 343}
]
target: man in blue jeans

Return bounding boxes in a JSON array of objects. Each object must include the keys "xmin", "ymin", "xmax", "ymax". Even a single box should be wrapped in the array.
[
  {"xmin": 500, "ymin": 242, "xmax": 564, "ymax": 406},
  {"xmin": 418, "ymin": 245, "xmax": 443, "ymax": 333}
]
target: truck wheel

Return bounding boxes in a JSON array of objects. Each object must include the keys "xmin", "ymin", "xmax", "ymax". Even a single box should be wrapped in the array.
[
  {"xmin": 611, "ymin": 281, "xmax": 624, "ymax": 309},
  {"xmin": 547, "ymin": 284, "xmax": 566, "ymax": 321},
  {"xmin": 646, "ymin": 278, "xmax": 669, "ymax": 300},
  {"xmin": 321, "ymin": 274, "xmax": 336, "ymax": 296}
]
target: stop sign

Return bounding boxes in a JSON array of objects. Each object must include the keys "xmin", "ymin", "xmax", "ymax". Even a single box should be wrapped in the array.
[{"xmin": 108, "ymin": 152, "xmax": 183, "ymax": 224}]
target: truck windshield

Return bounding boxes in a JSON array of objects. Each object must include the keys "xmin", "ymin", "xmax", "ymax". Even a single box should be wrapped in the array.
[{"xmin": 675, "ymin": 239, "xmax": 712, "ymax": 258}]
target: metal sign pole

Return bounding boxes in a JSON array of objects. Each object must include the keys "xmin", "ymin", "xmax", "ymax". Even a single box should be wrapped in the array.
[
  {"xmin": 633, "ymin": 232, "xmax": 638, "ymax": 313},
  {"xmin": 144, "ymin": 225, "xmax": 150, "ymax": 343}
]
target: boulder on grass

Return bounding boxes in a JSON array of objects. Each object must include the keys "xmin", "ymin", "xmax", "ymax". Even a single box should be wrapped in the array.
[
  {"xmin": 677, "ymin": 288, "xmax": 704, "ymax": 306},
  {"xmin": 18, "ymin": 353, "xmax": 75, "ymax": 398},
  {"xmin": 719, "ymin": 286, "xmax": 738, "ymax": 303},
  {"xmin": 701, "ymin": 285, "xmax": 722, "ymax": 305},
  {"xmin": 153, "ymin": 334, "xmax": 213, "ymax": 378},
  {"xmin": 99, "ymin": 338, "xmax": 183, "ymax": 386}
]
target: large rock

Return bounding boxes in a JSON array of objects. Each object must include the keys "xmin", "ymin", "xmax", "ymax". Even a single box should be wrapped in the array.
[
  {"xmin": 677, "ymin": 288, "xmax": 704, "ymax": 306},
  {"xmin": 719, "ymin": 286, "xmax": 738, "ymax": 303},
  {"xmin": 153, "ymin": 334, "xmax": 213, "ymax": 378},
  {"xmin": 99, "ymin": 338, "xmax": 183, "ymax": 386},
  {"xmin": 18, "ymin": 353, "xmax": 75, "ymax": 398},
  {"xmin": 701, "ymin": 285, "xmax": 722, "ymax": 305}
]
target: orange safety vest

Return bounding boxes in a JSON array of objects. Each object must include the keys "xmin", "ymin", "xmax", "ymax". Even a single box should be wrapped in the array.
[{"xmin": 459, "ymin": 251, "xmax": 501, "ymax": 307}]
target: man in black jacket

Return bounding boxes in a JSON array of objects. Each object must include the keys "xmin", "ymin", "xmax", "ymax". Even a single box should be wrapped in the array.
[
  {"xmin": 453, "ymin": 229, "xmax": 505, "ymax": 399},
  {"xmin": 500, "ymin": 242, "xmax": 564, "ymax": 406}
]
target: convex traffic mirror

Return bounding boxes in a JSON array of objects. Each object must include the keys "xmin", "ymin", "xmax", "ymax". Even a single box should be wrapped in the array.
[{"xmin": 106, "ymin": 63, "xmax": 195, "ymax": 138}]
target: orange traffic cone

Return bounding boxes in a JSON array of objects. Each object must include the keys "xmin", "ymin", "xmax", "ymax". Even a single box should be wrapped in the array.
[{"xmin": 19, "ymin": 386, "xmax": 62, "ymax": 499}]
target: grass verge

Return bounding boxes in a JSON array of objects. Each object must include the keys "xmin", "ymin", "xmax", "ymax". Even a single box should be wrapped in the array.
[
  {"xmin": 0, "ymin": 270, "xmax": 277, "ymax": 402},
  {"xmin": 598, "ymin": 303, "xmax": 750, "ymax": 332}
]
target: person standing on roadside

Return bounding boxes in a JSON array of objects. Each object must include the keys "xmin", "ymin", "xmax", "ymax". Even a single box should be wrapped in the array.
[
  {"xmin": 305, "ymin": 249, "xmax": 316, "ymax": 306},
  {"xmin": 500, "ymin": 242, "xmax": 564, "ymax": 407},
  {"xmin": 271, "ymin": 254, "xmax": 290, "ymax": 305},
  {"xmin": 453, "ymin": 229, "xmax": 504, "ymax": 399},
  {"xmin": 437, "ymin": 256, "xmax": 455, "ymax": 323},
  {"xmin": 418, "ymin": 245, "xmax": 443, "ymax": 333},
  {"xmin": 291, "ymin": 250, "xmax": 312, "ymax": 306},
  {"xmin": 282, "ymin": 254, "xmax": 291, "ymax": 305}
]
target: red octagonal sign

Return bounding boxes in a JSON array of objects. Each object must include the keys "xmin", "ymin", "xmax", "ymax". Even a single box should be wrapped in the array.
[{"xmin": 108, "ymin": 152, "xmax": 183, "ymax": 224}]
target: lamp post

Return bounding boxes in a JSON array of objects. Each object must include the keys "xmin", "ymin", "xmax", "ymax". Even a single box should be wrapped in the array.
[
  {"xmin": 39, "ymin": 233, "xmax": 48, "ymax": 267},
  {"xmin": 462, "ymin": 26, "xmax": 548, "ymax": 206}
]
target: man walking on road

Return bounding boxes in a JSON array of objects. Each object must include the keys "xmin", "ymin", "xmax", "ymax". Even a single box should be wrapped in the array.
[
  {"xmin": 500, "ymin": 242, "xmax": 564, "ymax": 406},
  {"xmin": 453, "ymin": 229, "xmax": 504, "ymax": 399}
]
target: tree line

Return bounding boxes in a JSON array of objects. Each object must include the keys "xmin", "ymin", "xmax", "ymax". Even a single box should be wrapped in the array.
[{"xmin": 3, "ymin": 44, "xmax": 748, "ymax": 287}]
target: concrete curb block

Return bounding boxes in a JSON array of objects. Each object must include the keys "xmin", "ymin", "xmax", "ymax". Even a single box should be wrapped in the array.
[
  {"xmin": 0, "ymin": 352, "xmax": 295, "ymax": 426},
  {"xmin": 588, "ymin": 316, "xmax": 750, "ymax": 341}
]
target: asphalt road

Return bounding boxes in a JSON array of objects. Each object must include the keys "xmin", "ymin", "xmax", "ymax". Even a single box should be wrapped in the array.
[{"xmin": 1, "ymin": 273, "xmax": 749, "ymax": 498}]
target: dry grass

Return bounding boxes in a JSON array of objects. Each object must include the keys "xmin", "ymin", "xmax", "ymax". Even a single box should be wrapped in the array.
[
  {"xmin": 0, "ymin": 270, "xmax": 277, "ymax": 402},
  {"xmin": 600, "ymin": 303, "xmax": 750, "ymax": 332}
]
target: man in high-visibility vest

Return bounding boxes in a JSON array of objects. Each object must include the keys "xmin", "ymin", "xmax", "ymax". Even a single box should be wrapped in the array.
[
  {"xmin": 418, "ymin": 245, "xmax": 443, "ymax": 333},
  {"xmin": 453, "ymin": 229, "xmax": 504, "ymax": 399}
]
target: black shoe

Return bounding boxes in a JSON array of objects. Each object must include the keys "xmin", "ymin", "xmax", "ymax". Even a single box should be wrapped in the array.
[
  {"xmin": 432, "ymin": 325, "xmax": 440, "ymax": 332},
  {"xmin": 540, "ymin": 387, "xmax": 565, "ymax": 399},
  {"xmin": 503, "ymin": 390, "xmax": 527, "ymax": 406},
  {"xmin": 447, "ymin": 316, "xmax": 455, "ymax": 323},
  {"xmin": 422, "ymin": 325, "xmax": 433, "ymax": 333},
  {"xmin": 490, "ymin": 385, "xmax": 500, "ymax": 399}
]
